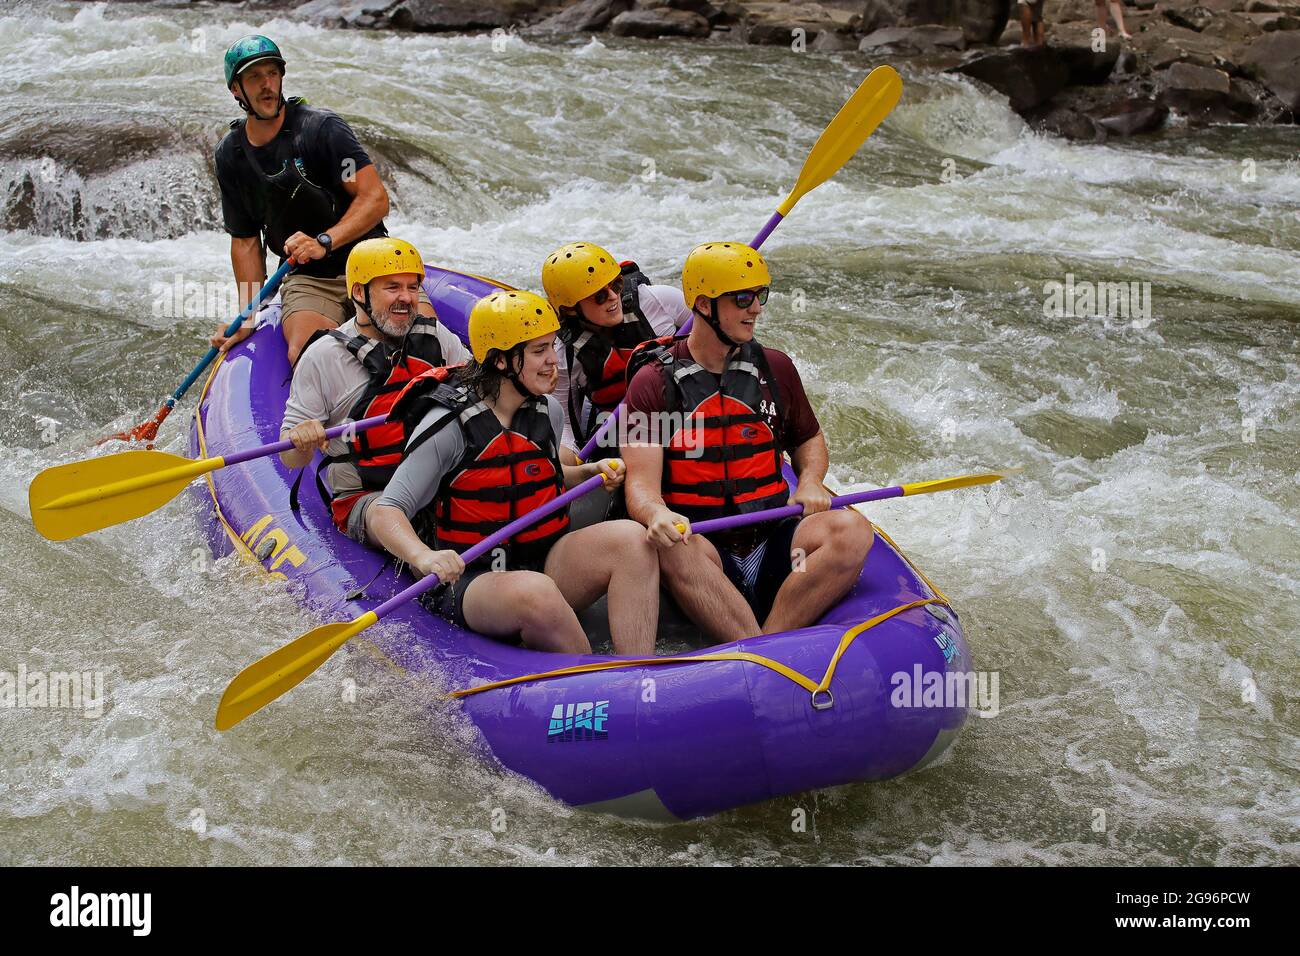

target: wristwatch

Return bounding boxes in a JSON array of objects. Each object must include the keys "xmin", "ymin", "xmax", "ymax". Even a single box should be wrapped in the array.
[{"xmin": 315, "ymin": 232, "xmax": 333, "ymax": 253}]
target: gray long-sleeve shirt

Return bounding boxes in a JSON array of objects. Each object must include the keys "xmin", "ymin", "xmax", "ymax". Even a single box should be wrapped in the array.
[
  {"xmin": 376, "ymin": 394, "xmax": 565, "ymax": 520},
  {"xmin": 280, "ymin": 318, "xmax": 471, "ymax": 498}
]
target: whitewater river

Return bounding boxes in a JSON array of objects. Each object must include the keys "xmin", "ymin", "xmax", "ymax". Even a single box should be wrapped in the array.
[{"xmin": 1, "ymin": 1, "xmax": 1296, "ymax": 865}]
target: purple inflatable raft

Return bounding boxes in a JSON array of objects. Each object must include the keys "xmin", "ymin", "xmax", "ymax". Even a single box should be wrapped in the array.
[{"xmin": 191, "ymin": 265, "xmax": 971, "ymax": 821}]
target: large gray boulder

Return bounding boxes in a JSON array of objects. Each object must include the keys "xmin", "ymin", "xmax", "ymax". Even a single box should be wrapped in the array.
[
  {"xmin": 1055, "ymin": 44, "xmax": 1121, "ymax": 85},
  {"xmin": 293, "ymin": 0, "xmax": 401, "ymax": 27},
  {"xmin": 739, "ymin": 3, "xmax": 862, "ymax": 46},
  {"xmin": 951, "ymin": 46, "xmax": 1071, "ymax": 113},
  {"xmin": 526, "ymin": 0, "xmax": 635, "ymax": 34},
  {"xmin": 1164, "ymin": 5, "xmax": 1217, "ymax": 31},
  {"xmin": 859, "ymin": 24, "xmax": 966, "ymax": 53},
  {"xmin": 1093, "ymin": 99, "xmax": 1170, "ymax": 136},
  {"xmin": 609, "ymin": 7, "xmax": 712, "ymax": 36},
  {"xmin": 388, "ymin": 0, "xmax": 540, "ymax": 31},
  {"xmin": 1239, "ymin": 30, "xmax": 1300, "ymax": 108},
  {"xmin": 861, "ymin": 0, "xmax": 1009, "ymax": 45}
]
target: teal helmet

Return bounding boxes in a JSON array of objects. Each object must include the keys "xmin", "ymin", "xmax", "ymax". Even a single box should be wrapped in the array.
[{"xmin": 223, "ymin": 35, "xmax": 285, "ymax": 86}]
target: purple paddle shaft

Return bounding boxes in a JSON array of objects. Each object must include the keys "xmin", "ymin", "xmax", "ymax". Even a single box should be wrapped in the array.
[
  {"xmin": 220, "ymin": 414, "xmax": 388, "ymax": 467},
  {"xmin": 686, "ymin": 484, "xmax": 905, "ymax": 536},
  {"xmin": 576, "ymin": 216, "xmax": 785, "ymax": 463},
  {"xmin": 369, "ymin": 472, "xmax": 607, "ymax": 620},
  {"xmin": 749, "ymin": 211, "xmax": 785, "ymax": 250}
]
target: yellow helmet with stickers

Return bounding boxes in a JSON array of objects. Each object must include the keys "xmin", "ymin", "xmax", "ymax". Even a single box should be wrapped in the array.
[
  {"xmin": 346, "ymin": 237, "xmax": 425, "ymax": 293},
  {"xmin": 542, "ymin": 242, "xmax": 621, "ymax": 310},
  {"xmin": 681, "ymin": 241, "xmax": 771, "ymax": 305},
  {"xmin": 469, "ymin": 290, "xmax": 560, "ymax": 362}
]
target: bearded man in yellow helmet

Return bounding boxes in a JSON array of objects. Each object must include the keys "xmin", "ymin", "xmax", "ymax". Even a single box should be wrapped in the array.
[
  {"xmin": 367, "ymin": 291, "xmax": 658, "ymax": 655},
  {"xmin": 622, "ymin": 242, "xmax": 874, "ymax": 642},
  {"xmin": 541, "ymin": 242, "xmax": 691, "ymax": 457},
  {"xmin": 280, "ymin": 238, "xmax": 470, "ymax": 544}
]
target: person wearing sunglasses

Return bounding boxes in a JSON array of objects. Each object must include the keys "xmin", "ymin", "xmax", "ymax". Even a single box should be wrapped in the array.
[
  {"xmin": 541, "ymin": 242, "xmax": 691, "ymax": 457},
  {"xmin": 621, "ymin": 242, "xmax": 874, "ymax": 643}
]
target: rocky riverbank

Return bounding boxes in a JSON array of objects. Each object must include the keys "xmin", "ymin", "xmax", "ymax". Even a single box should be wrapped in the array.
[{"xmin": 235, "ymin": 0, "xmax": 1299, "ymax": 138}]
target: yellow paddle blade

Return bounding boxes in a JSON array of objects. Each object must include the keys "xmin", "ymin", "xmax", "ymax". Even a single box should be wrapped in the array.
[
  {"xmin": 29, "ymin": 450, "xmax": 221, "ymax": 541},
  {"xmin": 900, "ymin": 469, "xmax": 1021, "ymax": 497},
  {"xmin": 215, "ymin": 612, "xmax": 379, "ymax": 731},
  {"xmin": 776, "ymin": 65, "xmax": 904, "ymax": 217}
]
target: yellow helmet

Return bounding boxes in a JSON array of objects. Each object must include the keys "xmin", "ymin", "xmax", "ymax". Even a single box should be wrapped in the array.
[
  {"xmin": 345, "ymin": 237, "xmax": 425, "ymax": 293},
  {"xmin": 542, "ymin": 241, "xmax": 621, "ymax": 309},
  {"xmin": 469, "ymin": 290, "xmax": 560, "ymax": 362},
  {"xmin": 681, "ymin": 241, "xmax": 771, "ymax": 306}
]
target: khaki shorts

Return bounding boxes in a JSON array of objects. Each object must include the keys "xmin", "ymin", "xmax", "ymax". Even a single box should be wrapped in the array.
[
  {"xmin": 281, "ymin": 273, "xmax": 432, "ymax": 327},
  {"xmin": 344, "ymin": 491, "xmax": 383, "ymax": 545}
]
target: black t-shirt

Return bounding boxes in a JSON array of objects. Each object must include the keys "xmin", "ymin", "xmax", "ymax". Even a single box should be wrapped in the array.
[{"xmin": 214, "ymin": 101, "xmax": 385, "ymax": 279}]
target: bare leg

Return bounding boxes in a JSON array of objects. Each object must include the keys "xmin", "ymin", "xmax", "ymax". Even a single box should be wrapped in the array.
[
  {"xmin": 461, "ymin": 571, "xmax": 591, "ymax": 654},
  {"xmin": 282, "ymin": 308, "xmax": 337, "ymax": 365},
  {"xmin": 1094, "ymin": 0, "xmax": 1108, "ymax": 31},
  {"xmin": 544, "ymin": 520, "xmax": 659, "ymax": 656},
  {"xmin": 762, "ymin": 510, "xmax": 874, "ymax": 634},
  {"xmin": 1109, "ymin": 0, "xmax": 1132, "ymax": 37},
  {"xmin": 656, "ymin": 535, "xmax": 761, "ymax": 645},
  {"xmin": 1019, "ymin": 5, "xmax": 1034, "ymax": 46}
]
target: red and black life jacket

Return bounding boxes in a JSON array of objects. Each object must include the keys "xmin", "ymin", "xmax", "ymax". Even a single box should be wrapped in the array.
[
  {"xmin": 631, "ymin": 338, "xmax": 790, "ymax": 523},
  {"xmin": 310, "ymin": 317, "xmax": 447, "ymax": 530},
  {"xmin": 560, "ymin": 261, "xmax": 658, "ymax": 446},
  {"xmin": 391, "ymin": 367, "xmax": 569, "ymax": 569}
]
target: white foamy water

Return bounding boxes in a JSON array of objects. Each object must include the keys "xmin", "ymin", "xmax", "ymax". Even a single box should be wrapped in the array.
[{"xmin": 1, "ymin": 1, "xmax": 1296, "ymax": 866}]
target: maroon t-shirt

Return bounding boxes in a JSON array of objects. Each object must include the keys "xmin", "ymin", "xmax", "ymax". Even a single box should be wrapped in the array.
[{"xmin": 623, "ymin": 339, "xmax": 820, "ymax": 450}]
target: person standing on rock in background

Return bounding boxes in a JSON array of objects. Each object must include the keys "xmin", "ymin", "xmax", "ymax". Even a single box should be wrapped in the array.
[
  {"xmin": 1018, "ymin": 0, "xmax": 1047, "ymax": 47},
  {"xmin": 1096, "ymin": 0, "xmax": 1133, "ymax": 39},
  {"xmin": 211, "ymin": 36, "xmax": 434, "ymax": 364}
]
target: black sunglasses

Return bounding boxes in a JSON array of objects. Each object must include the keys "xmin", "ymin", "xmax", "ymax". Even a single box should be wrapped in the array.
[
  {"xmin": 590, "ymin": 276, "xmax": 625, "ymax": 306},
  {"xmin": 724, "ymin": 287, "xmax": 770, "ymax": 309}
]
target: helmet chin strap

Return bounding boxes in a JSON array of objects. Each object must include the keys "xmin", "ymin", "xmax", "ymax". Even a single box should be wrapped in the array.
[
  {"xmin": 236, "ymin": 75, "xmax": 285, "ymax": 121},
  {"xmin": 502, "ymin": 347, "xmax": 540, "ymax": 399},
  {"xmin": 694, "ymin": 299, "xmax": 739, "ymax": 349}
]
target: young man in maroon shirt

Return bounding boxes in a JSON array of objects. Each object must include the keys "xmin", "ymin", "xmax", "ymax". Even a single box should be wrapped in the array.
[{"xmin": 622, "ymin": 242, "xmax": 874, "ymax": 644}]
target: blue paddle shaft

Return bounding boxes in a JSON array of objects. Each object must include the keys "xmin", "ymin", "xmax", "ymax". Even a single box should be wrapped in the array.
[{"xmin": 165, "ymin": 261, "xmax": 294, "ymax": 409}]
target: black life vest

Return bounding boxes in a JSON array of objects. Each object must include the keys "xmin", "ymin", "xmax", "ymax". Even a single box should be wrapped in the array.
[
  {"xmin": 635, "ymin": 338, "xmax": 790, "ymax": 523},
  {"xmin": 560, "ymin": 261, "xmax": 658, "ymax": 447},
  {"xmin": 308, "ymin": 318, "xmax": 448, "ymax": 530},
  {"xmin": 391, "ymin": 368, "xmax": 569, "ymax": 569},
  {"xmin": 619, "ymin": 260, "xmax": 653, "ymax": 318},
  {"xmin": 227, "ymin": 99, "xmax": 383, "ymax": 266}
]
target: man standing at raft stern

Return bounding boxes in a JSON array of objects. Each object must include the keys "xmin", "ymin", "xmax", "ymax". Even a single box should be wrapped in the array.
[
  {"xmin": 367, "ymin": 291, "xmax": 659, "ymax": 656},
  {"xmin": 280, "ymin": 238, "xmax": 470, "ymax": 545},
  {"xmin": 212, "ymin": 36, "xmax": 423, "ymax": 363},
  {"xmin": 622, "ymin": 242, "xmax": 874, "ymax": 643}
]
